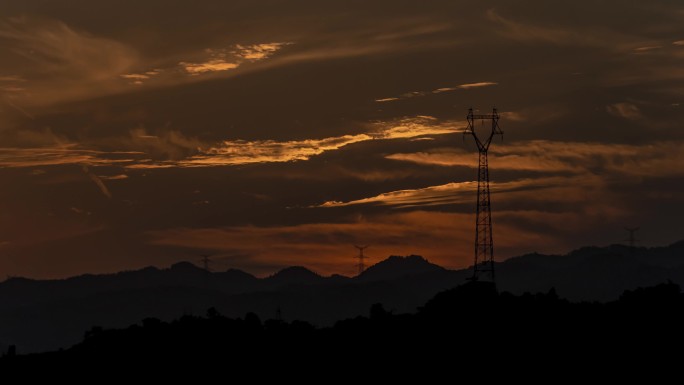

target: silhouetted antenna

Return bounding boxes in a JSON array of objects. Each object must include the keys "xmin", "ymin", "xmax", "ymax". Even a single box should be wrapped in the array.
[
  {"xmin": 625, "ymin": 227, "xmax": 640, "ymax": 250},
  {"xmin": 354, "ymin": 245, "xmax": 369, "ymax": 275},
  {"xmin": 199, "ymin": 254, "xmax": 212, "ymax": 272},
  {"xmin": 464, "ymin": 107, "xmax": 503, "ymax": 282}
]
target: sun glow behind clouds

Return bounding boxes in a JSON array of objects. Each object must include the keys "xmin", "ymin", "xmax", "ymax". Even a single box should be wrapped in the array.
[{"xmin": 145, "ymin": 211, "xmax": 478, "ymax": 274}]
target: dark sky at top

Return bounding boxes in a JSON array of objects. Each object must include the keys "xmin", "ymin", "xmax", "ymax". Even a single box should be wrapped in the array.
[{"xmin": 0, "ymin": 0, "xmax": 682, "ymax": 278}]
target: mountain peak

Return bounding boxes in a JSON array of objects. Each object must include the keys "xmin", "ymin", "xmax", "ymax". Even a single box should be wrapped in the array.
[
  {"xmin": 358, "ymin": 255, "xmax": 444, "ymax": 281},
  {"xmin": 267, "ymin": 266, "xmax": 322, "ymax": 285},
  {"xmin": 169, "ymin": 261, "xmax": 203, "ymax": 272}
]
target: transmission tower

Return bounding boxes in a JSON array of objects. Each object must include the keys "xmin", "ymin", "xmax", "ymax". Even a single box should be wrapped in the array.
[
  {"xmin": 200, "ymin": 254, "xmax": 212, "ymax": 272},
  {"xmin": 354, "ymin": 245, "xmax": 369, "ymax": 275},
  {"xmin": 625, "ymin": 227, "xmax": 640, "ymax": 250},
  {"xmin": 464, "ymin": 108, "xmax": 503, "ymax": 282}
]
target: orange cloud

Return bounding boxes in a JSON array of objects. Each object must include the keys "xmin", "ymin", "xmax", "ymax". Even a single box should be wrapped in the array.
[
  {"xmin": 387, "ymin": 140, "xmax": 684, "ymax": 177},
  {"xmin": 319, "ymin": 182, "xmax": 476, "ymax": 208},
  {"xmin": 375, "ymin": 81, "xmax": 498, "ymax": 102},
  {"xmin": 180, "ymin": 134, "xmax": 372, "ymax": 166},
  {"xmin": 375, "ymin": 97, "xmax": 400, "ymax": 102},
  {"xmin": 633, "ymin": 46, "xmax": 661, "ymax": 52},
  {"xmin": 0, "ymin": 146, "xmax": 142, "ymax": 168},
  {"xmin": 0, "ymin": 116, "xmax": 463, "ymax": 169},
  {"xmin": 119, "ymin": 70, "xmax": 161, "ymax": 85},
  {"xmin": 136, "ymin": 116, "xmax": 463, "ymax": 168},
  {"xmin": 317, "ymin": 176, "xmax": 597, "ymax": 208},
  {"xmin": 450, "ymin": 81, "xmax": 498, "ymax": 90},
  {"xmin": 234, "ymin": 43, "xmax": 289, "ymax": 60},
  {"xmin": 0, "ymin": 16, "xmax": 138, "ymax": 106},
  {"xmin": 180, "ymin": 59, "xmax": 239, "ymax": 75},
  {"xmin": 180, "ymin": 43, "xmax": 289, "ymax": 75}
]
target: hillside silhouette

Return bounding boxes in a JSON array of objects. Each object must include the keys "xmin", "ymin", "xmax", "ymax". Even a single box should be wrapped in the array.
[
  {"xmin": 4, "ymin": 281, "xmax": 683, "ymax": 367},
  {"xmin": 1, "ymin": 241, "xmax": 684, "ymax": 354}
]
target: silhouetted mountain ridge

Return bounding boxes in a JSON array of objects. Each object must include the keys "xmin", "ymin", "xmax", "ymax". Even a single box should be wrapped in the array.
[{"xmin": 1, "ymin": 240, "xmax": 683, "ymax": 354}]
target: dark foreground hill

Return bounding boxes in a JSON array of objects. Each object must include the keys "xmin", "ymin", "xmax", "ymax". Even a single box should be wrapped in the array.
[
  {"xmin": 4, "ymin": 281, "xmax": 684, "ymax": 369},
  {"xmin": 1, "ymin": 241, "xmax": 684, "ymax": 354}
]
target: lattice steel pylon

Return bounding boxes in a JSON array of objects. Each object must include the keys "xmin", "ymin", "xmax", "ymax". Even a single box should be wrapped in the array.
[
  {"xmin": 464, "ymin": 108, "xmax": 503, "ymax": 282},
  {"xmin": 625, "ymin": 227, "xmax": 640, "ymax": 251},
  {"xmin": 354, "ymin": 245, "xmax": 369, "ymax": 275}
]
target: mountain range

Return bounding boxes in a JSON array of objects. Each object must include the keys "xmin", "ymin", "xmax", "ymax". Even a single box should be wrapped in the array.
[{"xmin": 1, "ymin": 240, "xmax": 683, "ymax": 353}]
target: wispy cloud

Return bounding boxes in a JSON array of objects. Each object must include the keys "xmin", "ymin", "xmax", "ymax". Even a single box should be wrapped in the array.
[
  {"xmin": 0, "ymin": 75, "xmax": 26, "ymax": 94},
  {"xmin": 120, "ymin": 74, "xmax": 149, "ymax": 81},
  {"xmin": 99, "ymin": 174, "xmax": 128, "ymax": 180},
  {"xmin": 0, "ymin": 117, "xmax": 463, "ymax": 169},
  {"xmin": 386, "ymin": 140, "xmax": 684, "ymax": 178},
  {"xmin": 180, "ymin": 60, "xmax": 239, "ymax": 75},
  {"xmin": 316, "ymin": 177, "xmax": 580, "ymax": 208},
  {"xmin": 0, "ymin": 16, "xmax": 138, "ymax": 106},
  {"xmin": 82, "ymin": 165, "xmax": 112, "ymax": 199},
  {"xmin": 485, "ymin": 9, "xmax": 644, "ymax": 51},
  {"xmin": 0, "ymin": 75, "xmax": 25, "ymax": 82},
  {"xmin": 434, "ymin": 82, "xmax": 499, "ymax": 92},
  {"xmin": 119, "ymin": 69, "xmax": 162, "ymax": 84},
  {"xmin": 319, "ymin": 182, "xmax": 476, "ymax": 208},
  {"xmin": 0, "ymin": 17, "xmax": 136, "ymax": 77},
  {"xmin": 0, "ymin": 146, "xmax": 142, "ymax": 168},
  {"xmin": 606, "ymin": 102, "xmax": 643, "ymax": 120},
  {"xmin": 0, "ymin": 16, "xmax": 291, "ymax": 107},
  {"xmin": 179, "ymin": 134, "xmax": 372, "ymax": 166},
  {"xmin": 375, "ymin": 97, "xmax": 400, "ymax": 103},
  {"xmin": 234, "ymin": 43, "xmax": 289, "ymax": 60},
  {"xmin": 134, "ymin": 116, "xmax": 463, "ymax": 168},
  {"xmin": 375, "ymin": 81, "xmax": 497, "ymax": 102},
  {"xmin": 180, "ymin": 43, "xmax": 288, "ymax": 75},
  {"xmin": 0, "ymin": 16, "xmax": 292, "ymax": 120},
  {"xmin": 633, "ymin": 46, "xmax": 662, "ymax": 53}
]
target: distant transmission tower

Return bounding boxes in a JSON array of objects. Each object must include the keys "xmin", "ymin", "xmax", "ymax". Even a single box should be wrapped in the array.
[
  {"xmin": 354, "ymin": 245, "xmax": 369, "ymax": 275},
  {"xmin": 625, "ymin": 227, "xmax": 640, "ymax": 250},
  {"xmin": 200, "ymin": 254, "xmax": 212, "ymax": 272},
  {"xmin": 464, "ymin": 108, "xmax": 503, "ymax": 282}
]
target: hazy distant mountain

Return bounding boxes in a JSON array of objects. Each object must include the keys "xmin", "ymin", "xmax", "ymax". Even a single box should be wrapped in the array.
[
  {"xmin": 1, "ymin": 241, "xmax": 683, "ymax": 354},
  {"xmin": 497, "ymin": 242, "xmax": 684, "ymax": 300}
]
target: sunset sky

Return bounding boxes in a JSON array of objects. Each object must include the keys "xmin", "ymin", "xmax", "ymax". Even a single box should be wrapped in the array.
[{"xmin": 1, "ymin": 1, "xmax": 683, "ymax": 278}]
